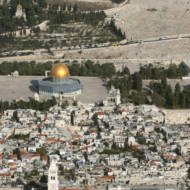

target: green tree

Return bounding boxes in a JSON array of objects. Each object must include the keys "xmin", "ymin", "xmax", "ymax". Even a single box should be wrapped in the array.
[
  {"xmin": 152, "ymin": 92, "xmax": 165, "ymax": 107},
  {"xmin": 122, "ymin": 67, "xmax": 130, "ymax": 75},
  {"xmin": 161, "ymin": 77, "xmax": 167, "ymax": 88},
  {"xmin": 131, "ymin": 92, "xmax": 146, "ymax": 105},
  {"xmin": 178, "ymin": 61, "xmax": 189, "ymax": 77},
  {"xmin": 40, "ymin": 175, "xmax": 48, "ymax": 184},
  {"xmin": 167, "ymin": 64, "xmax": 178, "ymax": 78},
  {"xmin": 174, "ymin": 83, "xmax": 181, "ymax": 107},
  {"xmin": 101, "ymin": 63, "xmax": 116, "ymax": 78},
  {"xmin": 165, "ymin": 85, "xmax": 174, "ymax": 108},
  {"xmin": 109, "ymin": 19, "xmax": 125, "ymax": 40},
  {"xmin": 133, "ymin": 73, "xmax": 142, "ymax": 91},
  {"xmin": 36, "ymin": 147, "xmax": 47, "ymax": 157}
]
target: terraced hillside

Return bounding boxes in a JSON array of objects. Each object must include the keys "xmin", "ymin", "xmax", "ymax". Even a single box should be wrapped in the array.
[{"xmin": 47, "ymin": 0, "xmax": 114, "ymax": 10}]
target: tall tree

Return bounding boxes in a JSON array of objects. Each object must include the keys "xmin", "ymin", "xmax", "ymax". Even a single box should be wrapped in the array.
[{"xmin": 133, "ymin": 73, "xmax": 142, "ymax": 91}]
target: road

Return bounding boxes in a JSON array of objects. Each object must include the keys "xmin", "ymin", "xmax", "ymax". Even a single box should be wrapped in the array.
[{"xmin": 1, "ymin": 31, "xmax": 190, "ymax": 59}]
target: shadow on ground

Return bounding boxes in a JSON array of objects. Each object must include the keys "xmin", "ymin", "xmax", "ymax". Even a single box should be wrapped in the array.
[{"xmin": 29, "ymin": 80, "xmax": 39, "ymax": 92}]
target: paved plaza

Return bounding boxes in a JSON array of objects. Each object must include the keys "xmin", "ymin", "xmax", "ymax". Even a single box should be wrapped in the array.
[{"xmin": 0, "ymin": 75, "xmax": 108, "ymax": 103}]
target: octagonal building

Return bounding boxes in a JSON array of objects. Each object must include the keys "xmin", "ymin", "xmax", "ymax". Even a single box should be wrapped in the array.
[{"xmin": 38, "ymin": 63, "xmax": 82, "ymax": 97}]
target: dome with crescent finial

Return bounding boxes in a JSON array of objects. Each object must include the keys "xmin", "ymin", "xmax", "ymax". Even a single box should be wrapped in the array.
[{"xmin": 51, "ymin": 63, "xmax": 70, "ymax": 79}]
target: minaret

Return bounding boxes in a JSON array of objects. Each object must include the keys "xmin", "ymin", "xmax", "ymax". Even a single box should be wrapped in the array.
[
  {"xmin": 48, "ymin": 160, "xmax": 59, "ymax": 190},
  {"xmin": 115, "ymin": 89, "xmax": 121, "ymax": 105}
]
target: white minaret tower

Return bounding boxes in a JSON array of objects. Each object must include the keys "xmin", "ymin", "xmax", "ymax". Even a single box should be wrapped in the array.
[
  {"xmin": 48, "ymin": 160, "xmax": 59, "ymax": 190},
  {"xmin": 116, "ymin": 89, "xmax": 121, "ymax": 105}
]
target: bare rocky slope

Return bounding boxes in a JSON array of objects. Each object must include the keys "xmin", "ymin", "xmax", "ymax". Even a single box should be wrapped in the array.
[
  {"xmin": 46, "ymin": 0, "xmax": 190, "ymax": 60},
  {"xmin": 62, "ymin": 38, "xmax": 190, "ymax": 60},
  {"xmin": 106, "ymin": 0, "xmax": 190, "ymax": 40}
]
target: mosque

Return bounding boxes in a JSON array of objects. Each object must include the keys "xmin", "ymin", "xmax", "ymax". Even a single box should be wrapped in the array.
[{"xmin": 38, "ymin": 63, "xmax": 82, "ymax": 98}]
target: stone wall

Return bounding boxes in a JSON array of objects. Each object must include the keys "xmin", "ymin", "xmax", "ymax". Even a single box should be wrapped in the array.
[{"xmin": 163, "ymin": 109, "xmax": 190, "ymax": 124}]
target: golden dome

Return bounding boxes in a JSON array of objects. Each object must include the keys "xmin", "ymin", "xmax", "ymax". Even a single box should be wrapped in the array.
[{"xmin": 51, "ymin": 63, "xmax": 70, "ymax": 79}]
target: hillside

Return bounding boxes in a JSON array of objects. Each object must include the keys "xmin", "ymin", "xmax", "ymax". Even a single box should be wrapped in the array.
[
  {"xmin": 47, "ymin": 0, "xmax": 114, "ymax": 10},
  {"xmin": 106, "ymin": 0, "xmax": 190, "ymax": 40}
]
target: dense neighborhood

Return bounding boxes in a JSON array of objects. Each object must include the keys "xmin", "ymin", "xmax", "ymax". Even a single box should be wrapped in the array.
[
  {"xmin": 0, "ymin": 0, "xmax": 190, "ymax": 189},
  {"xmin": 0, "ymin": 87, "xmax": 189, "ymax": 190}
]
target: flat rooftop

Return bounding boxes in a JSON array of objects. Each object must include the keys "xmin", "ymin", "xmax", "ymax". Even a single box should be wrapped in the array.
[{"xmin": 0, "ymin": 76, "xmax": 108, "ymax": 104}]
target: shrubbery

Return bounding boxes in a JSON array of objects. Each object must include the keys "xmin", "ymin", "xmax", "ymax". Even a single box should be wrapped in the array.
[
  {"xmin": 0, "ymin": 60, "xmax": 116, "ymax": 78},
  {"xmin": 0, "ymin": 97, "xmax": 57, "ymax": 111}
]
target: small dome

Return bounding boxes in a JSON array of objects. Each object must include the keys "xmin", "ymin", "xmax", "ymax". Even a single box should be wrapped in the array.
[{"xmin": 51, "ymin": 63, "xmax": 70, "ymax": 79}]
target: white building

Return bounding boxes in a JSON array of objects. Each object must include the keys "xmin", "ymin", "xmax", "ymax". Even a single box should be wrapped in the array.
[
  {"xmin": 103, "ymin": 86, "xmax": 121, "ymax": 106},
  {"xmin": 48, "ymin": 160, "xmax": 59, "ymax": 190},
  {"xmin": 15, "ymin": 3, "xmax": 26, "ymax": 20},
  {"xmin": 114, "ymin": 135, "xmax": 126, "ymax": 148}
]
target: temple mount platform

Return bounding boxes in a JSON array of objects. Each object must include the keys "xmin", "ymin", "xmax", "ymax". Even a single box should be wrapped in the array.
[{"xmin": 0, "ymin": 75, "xmax": 108, "ymax": 103}]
